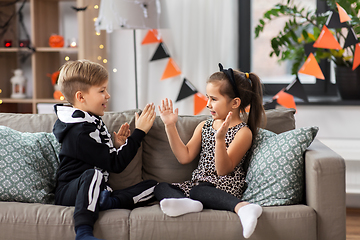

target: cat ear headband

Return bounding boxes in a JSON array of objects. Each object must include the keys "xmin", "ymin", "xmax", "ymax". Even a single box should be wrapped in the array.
[{"xmin": 218, "ymin": 63, "xmax": 241, "ymax": 99}]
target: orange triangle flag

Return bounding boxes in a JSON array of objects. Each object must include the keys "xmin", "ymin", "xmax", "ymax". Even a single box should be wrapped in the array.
[
  {"xmin": 298, "ymin": 53, "xmax": 325, "ymax": 80},
  {"xmin": 161, "ymin": 58, "xmax": 182, "ymax": 80},
  {"xmin": 336, "ymin": 3, "xmax": 351, "ymax": 23},
  {"xmin": 194, "ymin": 93, "xmax": 208, "ymax": 115},
  {"xmin": 141, "ymin": 29, "xmax": 162, "ymax": 45},
  {"xmin": 352, "ymin": 43, "xmax": 360, "ymax": 70},
  {"xmin": 274, "ymin": 90, "xmax": 297, "ymax": 111},
  {"xmin": 313, "ymin": 25, "xmax": 342, "ymax": 50}
]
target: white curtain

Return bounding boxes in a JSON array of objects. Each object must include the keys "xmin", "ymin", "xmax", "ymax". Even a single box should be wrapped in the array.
[{"xmin": 107, "ymin": 0, "xmax": 239, "ymax": 115}]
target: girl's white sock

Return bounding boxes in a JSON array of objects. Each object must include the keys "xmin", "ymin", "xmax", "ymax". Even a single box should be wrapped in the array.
[
  {"xmin": 237, "ymin": 203, "xmax": 263, "ymax": 239},
  {"xmin": 160, "ymin": 198, "xmax": 203, "ymax": 217}
]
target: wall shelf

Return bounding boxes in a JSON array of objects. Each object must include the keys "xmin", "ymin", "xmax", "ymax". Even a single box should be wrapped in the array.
[{"xmin": 0, "ymin": 0, "xmax": 107, "ymax": 114}]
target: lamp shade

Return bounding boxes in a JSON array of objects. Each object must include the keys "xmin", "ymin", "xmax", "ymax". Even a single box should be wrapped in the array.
[{"xmin": 95, "ymin": 0, "xmax": 161, "ymax": 33}]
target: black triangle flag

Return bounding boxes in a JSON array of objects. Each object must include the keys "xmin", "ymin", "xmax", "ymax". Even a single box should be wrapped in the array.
[
  {"xmin": 150, "ymin": 42, "xmax": 170, "ymax": 61},
  {"xmin": 285, "ymin": 77, "xmax": 309, "ymax": 102},
  {"xmin": 263, "ymin": 99, "xmax": 277, "ymax": 110},
  {"xmin": 326, "ymin": 11, "xmax": 348, "ymax": 29},
  {"xmin": 304, "ymin": 42, "xmax": 316, "ymax": 56},
  {"xmin": 343, "ymin": 27, "xmax": 359, "ymax": 49},
  {"xmin": 176, "ymin": 78, "xmax": 198, "ymax": 102}
]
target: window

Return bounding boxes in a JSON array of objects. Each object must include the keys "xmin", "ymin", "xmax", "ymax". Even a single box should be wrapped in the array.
[{"xmin": 239, "ymin": 1, "xmax": 338, "ymax": 99}]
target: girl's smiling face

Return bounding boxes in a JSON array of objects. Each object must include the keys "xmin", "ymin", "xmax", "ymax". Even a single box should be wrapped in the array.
[{"xmin": 206, "ymin": 82, "xmax": 234, "ymax": 120}]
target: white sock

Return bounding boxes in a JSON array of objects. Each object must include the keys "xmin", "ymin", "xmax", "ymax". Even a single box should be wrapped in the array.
[
  {"xmin": 237, "ymin": 203, "xmax": 263, "ymax": 239},
  {"xmin": 160, "ymin": 198, "xmax": 203, "ymax": 217}
]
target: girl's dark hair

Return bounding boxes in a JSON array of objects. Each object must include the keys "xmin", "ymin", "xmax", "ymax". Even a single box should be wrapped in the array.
[{"xmin": 207, "ymin": 70, "xmax": 266, "ymax": 140}]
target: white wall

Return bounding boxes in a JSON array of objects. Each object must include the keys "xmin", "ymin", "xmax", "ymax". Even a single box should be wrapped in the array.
[
  {"xmin": 106, "ymin": 0, "xmax": 239, "ymax": 115},
  {"xmin": 295, "ymin": 105, "xmax": 360, "ymax": 208}
]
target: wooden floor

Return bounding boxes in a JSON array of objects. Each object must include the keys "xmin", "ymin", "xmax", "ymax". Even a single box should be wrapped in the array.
[{"xmin": 347, "ymin": 208, "xmax": 360, "ymax": 240}]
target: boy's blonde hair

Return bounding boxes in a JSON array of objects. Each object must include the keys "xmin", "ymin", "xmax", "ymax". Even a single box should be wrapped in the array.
[{"xmin": 58, "ymin": 59, "xmax": 108, "ymax": 105}]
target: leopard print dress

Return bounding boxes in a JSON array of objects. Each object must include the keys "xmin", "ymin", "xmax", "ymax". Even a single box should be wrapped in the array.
[{"xmin": 173, "ymin": 118, "xmax": 248, "ymax": 199}]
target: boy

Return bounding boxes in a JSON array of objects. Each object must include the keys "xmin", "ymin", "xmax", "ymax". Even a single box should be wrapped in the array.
[{"xmin": 53, "ymin": 60, "xmax": 157, "ymax": 240}]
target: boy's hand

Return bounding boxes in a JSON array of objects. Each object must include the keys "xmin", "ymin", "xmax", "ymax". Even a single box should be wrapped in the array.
[
  {"xmin": 135, "ymin": 103, "xmax": 156, "ymax": 134},
  {"xmin": 158, "ymin": 98, "xmax": 178, "ymax": 126},
  {"xmin": 114, "ymin": 122, "xmax": 131, "ymax": 148}
]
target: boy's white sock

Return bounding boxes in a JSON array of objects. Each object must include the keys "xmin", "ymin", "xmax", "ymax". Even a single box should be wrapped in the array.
[
  {"xmin": 237, "ymin": 203, "xmax": 263, "ymax": 239},
  {"xmin": 160, "ymin": 198, "xmax": 203, "ymax": 217}
]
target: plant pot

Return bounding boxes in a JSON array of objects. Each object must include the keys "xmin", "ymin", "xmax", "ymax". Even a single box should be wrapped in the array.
[{"xmin": 335, "ymin": 66, "xmax": 360, "ymax": 100}]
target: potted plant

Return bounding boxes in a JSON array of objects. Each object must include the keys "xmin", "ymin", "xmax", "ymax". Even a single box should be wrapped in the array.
[{"xmin": 255, "ymin": 0, "xmax": 360, "ymax": 99}]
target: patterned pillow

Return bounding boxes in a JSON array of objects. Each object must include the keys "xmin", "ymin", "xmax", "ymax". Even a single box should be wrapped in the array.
[
  {"xmin": 0, "ymin": 126, "xmax": 61, "ymax": 204},
  {"xmin": 242, "ymin": 126, "xmax": 319, "ymax": 206}
]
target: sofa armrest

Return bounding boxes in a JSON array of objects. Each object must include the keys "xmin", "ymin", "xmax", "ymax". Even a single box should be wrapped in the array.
[{"xmin": 305, "ymin": 139, "xmax": 346, "ymax": 240}]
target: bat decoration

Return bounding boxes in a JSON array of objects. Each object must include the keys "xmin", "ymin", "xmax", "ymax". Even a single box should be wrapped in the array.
[{"xmin": 71, "ymin": 6, "xmax": 88, "ymax": 11}]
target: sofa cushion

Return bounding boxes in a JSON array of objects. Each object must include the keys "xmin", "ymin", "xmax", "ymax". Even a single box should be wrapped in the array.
[
  {"xmin": 0, "ymin": 126, "xmax": 60, "ymax": 203},
  {"xmin": 262, "ymin": 108, "xmax": 296, "ymax": 134},
  {"xmin": 129, "ymin": 204, "xmax": 316, "ymax": 240},
  {"xmin": 0, "ymin": 202, "xmax": 130, "ymax": 240},
  {"xmin": 142, "ymin": 115, "xmax": 209, "ymax": 183},
  {"xmin": 242, "ymin": 126, "xmax": 319, "ymax": 206},
  {"xmin": 0, "ymin": 113, "xmax": 58, "ymax": 133}
]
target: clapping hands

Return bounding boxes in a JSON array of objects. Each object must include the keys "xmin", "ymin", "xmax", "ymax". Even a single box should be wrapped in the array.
[
  {"xmin": 158, "ymin": 98, "xmax": 178, "ymax": 126},
  {"xmin": 135, "ymin": 103, "xmax": 156, "ymax": 134},
  {"xmin": 113, "ymin": 122, "xmax": 131, "ymax": 149}
]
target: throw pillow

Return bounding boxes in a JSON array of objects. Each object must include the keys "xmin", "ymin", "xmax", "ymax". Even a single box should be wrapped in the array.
[
  {"xmin": 242, "ymin": 126, "xmax": 319, "ymax": 206},
  {"xmin": 0, "ymin": 126, "xmax": 61, "ymax": 204}
]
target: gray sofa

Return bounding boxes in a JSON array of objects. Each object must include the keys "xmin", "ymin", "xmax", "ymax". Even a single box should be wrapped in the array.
[{"xmin": 0, "ymin": 108, "xmax": 346, "ymax": 240}]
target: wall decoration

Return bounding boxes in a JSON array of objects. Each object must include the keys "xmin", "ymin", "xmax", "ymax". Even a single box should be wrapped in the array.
[
  {"xmin": 71, "ymin": 6, "xmax": 88, "ymax": 12},
  {"xmin": 194, "ymin": 93, "xmax": 208, "ymax": 115},
  {"xmin": 284, "ymin": 77, "xmax": 309, "ymax": 102},
  {"xmin": 176, "ymin": 78, "xmax": 198, "ymax": 102},
  {"xmin": 4, "ymin": 40, "xmax": 12, "ymax": 47},
  {"xmin": 142, "ymin": 29, "xmax": 162, "ymax": 44},
  {"xmin": 344, "ymin": 28, "xmax": 358, "ymax": 49},
  {"xmin": 161, "ymin": 58, "xmax": 181, "ymax": 80},
  {"xmin": 313, "ymin": 25, "xmax": 342, "ymax": 50},
  {"xmin": 336, "ymin": 2, "xmax": 351, "ymax": 23},
  {"xmin": 274, "ymin": 90, "xmax": 296, "ymax": 111},
  {"xmin": 263, "ymin": 99, "xmax": 277, "ymax": 110},
  {"xmin": 150, "ymin": 42, "xmax": 170, "ymax": 61},
  {"xmin": 49, "ymin": 34, "xmax": 64, "ymax": 48},
  {"xmin": 10, "ymin": 69, "xmax": 26, "ymax": 99},
  {"xmin": 326, "ymin": 11, "xmax": 348, "ymax": 29},
  {"xmin": 298, "ymin": 53, "xmax": 325, "ymax": 80},
  {"xmin": 353, "ymin": 43, "xmax": 360, "ymax": 70}
]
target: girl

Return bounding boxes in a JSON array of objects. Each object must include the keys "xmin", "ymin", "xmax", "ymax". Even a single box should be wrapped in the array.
[{"xmin": 155, "ymin": 63, "xmax": 266, "ymax": 239}]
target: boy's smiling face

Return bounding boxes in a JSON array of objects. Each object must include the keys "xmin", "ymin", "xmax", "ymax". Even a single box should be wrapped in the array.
[{"xmin": 74, "ymin": 79, "xmax": 110, "ymax": 116}]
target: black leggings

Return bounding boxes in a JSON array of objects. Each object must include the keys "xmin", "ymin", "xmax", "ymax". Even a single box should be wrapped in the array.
[
  {"xmin": 154, "ymin": 182, "xmax": 242, "ymax": 212},
  {"xmin": 55, "ymin": 169, "xmax": 157, "ymax": 228}
]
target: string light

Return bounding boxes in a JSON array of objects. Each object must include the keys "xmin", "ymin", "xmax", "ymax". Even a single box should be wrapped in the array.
[
  {"xmin": 92, "ymin": 4, "xmax": 108, "ymax": 67},
  {"xmin": 60, "ymin": 96, "xmax": 65, "ymax": 101},
  {"xmin": 0, "ymin": 100, "xmax": 2, "ymax": 104},
  {"xmin": 113, "ymin": 68, "xmax": 117, "ymax": 73},
  {"xmin": 65, "ymin": 56, "xmax": 70, "ymax": 61}
]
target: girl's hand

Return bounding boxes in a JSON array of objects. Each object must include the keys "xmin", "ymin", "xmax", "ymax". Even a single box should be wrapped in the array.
[
  {"xmin": 158, "ymin": 98, "xmax": 178, "ymax": 126},
  {"xmin": 135, "ymin": 103, "xmax": 156, "ymax": 134},
  {"xmin": 215, "ymin": 112, "xmax": 232, "ymax": 140},
  {"xmin": 113, "ymin": 122, "xmax": 130, "ymax": 148}
]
